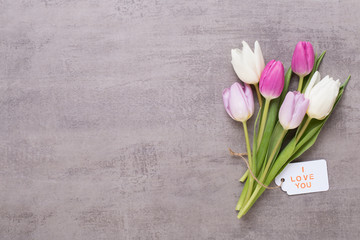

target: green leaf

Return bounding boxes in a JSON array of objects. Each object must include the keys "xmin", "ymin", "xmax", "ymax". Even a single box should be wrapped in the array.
[
  {"xmin": 252, "ymin": 109, "xmax": 261, "ymax": 156},
  {"xmin": 266, "ymin": 121, "xmax": 285, "ymax": 166},
  {"xmin": 295, "ymin": 118, "xmax": 323, "ymax": 145},
  {"xmin": 255, "ymin": 67, "xmax": 292, "ymax": 173},
  {"xmin": 289, "ymin": 128, "xmax": 321, "ymax": 162},
  {"xmin": 252, "ymin": 108, "xmax": 261, "ymax": 174},
  {"xmin": 341, "ymin": 74, "xmax": 351, "ymax": 88},
  {"xmin": 265, "ymin": 138, "xmax": 297, "ymax": 183},
  {"xmin": 255, "ymin": 99, "xmax": 279, "ymax": 172}
]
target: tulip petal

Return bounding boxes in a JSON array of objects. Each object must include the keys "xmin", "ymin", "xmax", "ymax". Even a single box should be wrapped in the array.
[
  {"xmin": 289, "ymin": 93, "xmax": 309, "ymax": 129},
  {"xmin": 222, "ymin": 87, "xmax": 234, "ymax": 120},
  {"xmin": 242, "ymin": 41, "xmax": 256, "ymax": 70},
  {"xmin": 291, "ymin": 42, "xmax": 307, "ymax": 76},
  {"xmin": 231, "ymin": 49, "xmax": 259, "ymax": 84},
  {"xmin": 259, "ymin": 60, "xmax": 284, "ymax": 99},
  {"xmin": 279, "ymin": 91, "xmax": 309, "ymax": 130},
  {"xmin": 307, "ymin": 76, "xmax": 340, "ymax": 119},
  {"xmin": 279, "ymin": 92, "xmax": 295, "ymax": 129},
  {"xmin": 304, "ymin": 71, "xmax": 321, "ymax": 99},
  {"xmin": 229, "ymin": 82, "xmax": 249, "ymax": 121},
  {"xmin": 291, "ymin": 41, "xmax": 314, "ymax": 77},
  {"xmin": 241, "ymin": 41, "xmax": 259, "ymax": 83},
  {"xmin": 305, "ymin": 42, "xmax": 315, "ymax": 73},
  {"xmin": 243, "ymin": 83, "xmax": 254, "ymax": 117},
  {"xmin": 254, "ymin": 41, "xmax": 265, "ymax": 78},
  {"xmin": 317, "ymin": 79, "xmax": 340, "ymax": 118}
]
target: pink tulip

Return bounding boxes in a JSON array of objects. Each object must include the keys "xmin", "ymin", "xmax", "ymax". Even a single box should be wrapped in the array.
[
  {"xmin": 259, "ymin": 60, "xmax": 284, "ymax": 100},
  {"xmin": 279, "ymin": 91, "xmax": 309, "ymax": 130},
  {"xmin": 223, "ymin": 82, "xmax": 254, "ymax": 122},
  {"xmin": 291, "ymin": 41, "xmax": 315, "ymax": 77}
]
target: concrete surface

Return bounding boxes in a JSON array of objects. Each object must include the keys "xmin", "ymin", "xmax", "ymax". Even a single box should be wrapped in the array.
[{"xmin": 0, "ymin": 1, "xmax": 359, "ymax": 239}]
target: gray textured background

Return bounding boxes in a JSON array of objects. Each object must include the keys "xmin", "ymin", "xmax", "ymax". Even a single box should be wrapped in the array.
[{"xmin": 0, "ymin": 1, "xmax": 359, "ymax": 239}]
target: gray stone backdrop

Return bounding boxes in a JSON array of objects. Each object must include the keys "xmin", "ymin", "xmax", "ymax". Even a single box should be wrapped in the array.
[{"xmin": 0, "ymin": 0, "xmax": 359, "ymax": 239}]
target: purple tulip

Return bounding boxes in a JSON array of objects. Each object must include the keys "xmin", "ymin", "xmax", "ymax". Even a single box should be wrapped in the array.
[
  {"xmin": 279, "ymin": 91, "xmax": 309, "ymax": 130},
  {"xmin": 291, "ymin": 41, "xmax": 315, "ymax": 77},
  {"xmin": 259, "ymin": 60, "xmax": 284, "ymax": 100},
  {"xmin": 223, "ymin": 82, "xmax": 254, "ymax": 122}
]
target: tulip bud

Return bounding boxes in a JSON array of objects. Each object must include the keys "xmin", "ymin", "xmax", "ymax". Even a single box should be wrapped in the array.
[
  {"xmin": 259, "ymin": 60, "xmax": 284, "ymax": 100},
  {"xmin": 304, "ymin": 71, "xmax": 341, "ymax": 120},
  {"xmin": 291, "ymin": 41, "xmax": 315, "ymax": 77},
  {"xmin": 231, "ymin": 41, "xmax": 265, "ymax": 84},
  {"xmin": 279, "ymin": 91, "xmax": 309, "ymax": 130},
  {"xmin": 223, "ymin": 82, "xmax": 254, "ymax": 122}
]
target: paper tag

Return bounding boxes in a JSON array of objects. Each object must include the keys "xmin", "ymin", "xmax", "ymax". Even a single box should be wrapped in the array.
[{"xmin": 275, "ymin": 159, "xmax": 329, "ymax": 195}]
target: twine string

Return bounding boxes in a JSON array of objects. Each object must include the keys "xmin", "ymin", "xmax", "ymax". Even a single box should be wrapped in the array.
[{"xmin": 228, "ymin": 148, "xmax": 284, "ymax": 190}]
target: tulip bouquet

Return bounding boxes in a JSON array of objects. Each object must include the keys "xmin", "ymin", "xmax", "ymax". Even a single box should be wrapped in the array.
[{"xmin": 223, "ymin": 41, "xmax": 350, "ymax": 218}]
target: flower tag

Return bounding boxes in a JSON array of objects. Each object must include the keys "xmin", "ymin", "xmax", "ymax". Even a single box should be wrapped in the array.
[{"xmin": 275, "ymin": 159, "xmax": 329, "ymax": 195}]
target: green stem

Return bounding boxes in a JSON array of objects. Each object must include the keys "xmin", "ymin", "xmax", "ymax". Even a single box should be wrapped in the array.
[
  {"xmin": 239, "ymin": 170, "xmax": 248, "ymax": 182},
  {"xmin": 242, "ymin": 121, "xmax": 253, "ymax": 169},
  {"xmin": 238, "ymin": 129, "xmax": 287, "ymax": 218},
  {"xmin": 238, "ymin": 182, "xmax": 266, "ymax": 218},
  {"xmin": 235, "ymin": 178, "xmax": 249, "ymax": 210},
  {"xmin": 297, "ymin": 76, "xmax": 304, "ymax": 92},
  {"xmin": 254, "ymin": 83, "xmax": 263, "ymax": 108},
  {"xmin": 235, "ymin": 122, "xmax": 253, "ymax": 210},
  {"xmin": 242, "ymin": 121, "xmax": 255, "ymax": 204},
  {"xmin": 259, "ymin": 129, "xmax": 287, "ymax": 183},
  {"xmin": 256, "ymin": 98, "xmax": 271, "ymax": 148},
  {"xmin": 244, "ymin": 174, "xmax": 254, "ymax": 205},
  {"xmin": 238, "ymin": 183, "xmax": 262, "ymax": 218},
  {"xmin": 296, "ymin": 117, "xmax": 312, "ymax": 142}
]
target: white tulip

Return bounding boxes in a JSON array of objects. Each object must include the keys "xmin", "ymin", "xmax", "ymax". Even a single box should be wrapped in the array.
[
  {"xmin": 231, "ymin": 41, "xmax": 265, "ymax": 84},
  {"xmin": 304, "ymin": 71, "xmax": 341, "ymax": 120}
]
